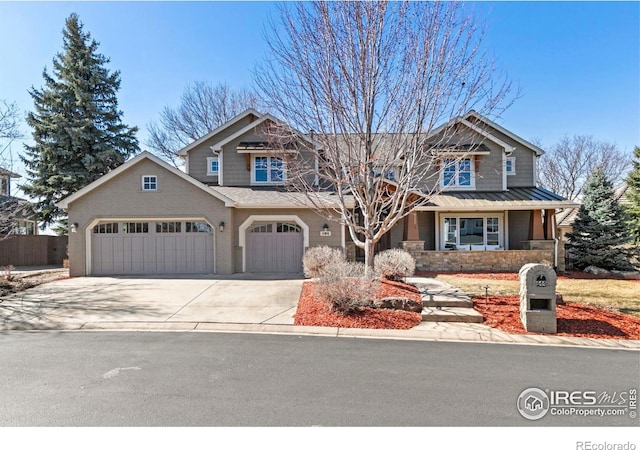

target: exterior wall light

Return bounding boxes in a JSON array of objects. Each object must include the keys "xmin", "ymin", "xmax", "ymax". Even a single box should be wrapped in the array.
[
  {"xmin": 70, "ymin": 222, "xmax": 78, "ymax": 233},
  {"xmin": 322, "ymin": 223, "xmax": 329, "ymax": 232},
  {"xmin": 219, "ymin": 221, "xmax": 225, "ymax": 232}
]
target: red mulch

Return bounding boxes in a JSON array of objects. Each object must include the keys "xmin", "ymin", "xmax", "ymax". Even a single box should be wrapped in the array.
[
  {"xmin": 473, "ymin": 296, "xmax": 640, "ymax": 340},
  {"xmin": 416, "ymin": 270, "xmax": 640, "ymax": 282},
  {"xmin": 294, "ymin": 279, "xmax": 421, "ymax": 330}
]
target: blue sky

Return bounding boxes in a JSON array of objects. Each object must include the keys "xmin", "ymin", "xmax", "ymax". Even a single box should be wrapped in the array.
[{"xmin": 1, "ymin": 1, "xmax": 638, "ymax": 177}]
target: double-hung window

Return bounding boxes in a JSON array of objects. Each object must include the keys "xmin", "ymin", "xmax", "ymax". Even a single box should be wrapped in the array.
[
  {"xmin": 253, "ymin": 156, "xmax": 285, "ymax": 184},
  {"xmin": 442, "ymin": 158, "xmax": 474, "ymax": 189}
]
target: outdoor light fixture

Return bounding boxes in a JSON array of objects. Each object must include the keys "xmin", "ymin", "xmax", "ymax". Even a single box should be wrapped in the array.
[
  {"xmin": 218, "ymin": 221, "xmax": 225, "ymax": 232},
  {"xmin": 70, "ymin": 222, "xmax": 78, "ymax": 233},
  {"xmin": 322, "ymin": 223, "xmax": 329, "ymax": 232}
]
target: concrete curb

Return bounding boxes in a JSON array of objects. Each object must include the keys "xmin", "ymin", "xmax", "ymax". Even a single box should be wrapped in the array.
[{"xmin": 1, "ymin": 321, "xmax": 631, "ymax": 350}]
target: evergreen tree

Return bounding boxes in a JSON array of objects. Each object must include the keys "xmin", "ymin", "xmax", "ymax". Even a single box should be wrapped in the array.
[
  {"xmin": 626, "ymin": 146, "xmax": 640, "ymax": 243},
  {"xmin": 21, "ymin": 13, "xmax": 138, "ymax": 229},
  {"xmin": 566, "ymin": 167, "xmax": 634, "ymax": 270}
]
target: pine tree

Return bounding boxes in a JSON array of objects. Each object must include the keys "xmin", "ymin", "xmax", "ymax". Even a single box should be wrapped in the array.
[
  {"xmin": 566, "ymin": 167, "xmax": 634, "ymax": 270},
  {"xmin": 21, "ymin": 13, "xmax": 139, "ymax": 229},
  {"xmin": 626, "ymin": 146, "xmax": 640, "ymax": 243}
]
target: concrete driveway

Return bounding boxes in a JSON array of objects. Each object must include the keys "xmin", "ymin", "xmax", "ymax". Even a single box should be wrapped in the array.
[{"xmin": 0, "ymin": 274, "xmax": 304, "ymax": 331}]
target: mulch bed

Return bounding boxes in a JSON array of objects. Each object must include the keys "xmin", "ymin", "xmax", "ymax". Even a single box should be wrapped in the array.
[
  {"xmin": 473, "ymin": 295, "xmax": 640, "ymax": 340},
  {"xmin": 294, "ymin": 279, "xmax": 421, "ymax": 329}
]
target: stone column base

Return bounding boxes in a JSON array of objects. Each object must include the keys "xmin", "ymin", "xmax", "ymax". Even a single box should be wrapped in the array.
[{"xmin": 401, "ymin": 241, "xmax": 425, "ymax": 252}]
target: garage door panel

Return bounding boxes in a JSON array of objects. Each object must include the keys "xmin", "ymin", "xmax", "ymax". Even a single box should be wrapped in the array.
[
  {"xmin": 91, "ymin": 220, "xmax": 214, "ymax": 275},
  {"xmin": 246, "ymin": 221, "xmax": 303, "ymax": 273}
]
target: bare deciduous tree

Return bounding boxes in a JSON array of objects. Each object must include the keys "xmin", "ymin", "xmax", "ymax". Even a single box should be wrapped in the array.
[
  {"xmin": 1, "ymin": 99, "xmax": 27, "ymax": 238},
  {"xmin": 537, "ymin": 135, "xmax": 631, "ymax": 201},
  {"xmin": 255, "ymin": 1, "xmax": 513, "ymax": 269},
  {"xmin": 146, "ymin": 81, "xmax": 259, "ymax": 166}
]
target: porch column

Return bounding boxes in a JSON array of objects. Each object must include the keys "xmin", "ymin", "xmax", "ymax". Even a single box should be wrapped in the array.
[
  {"xmin": 544, "ymin": 209, "xmax": 556, "ymax": 240},
  {"xmin": 529, "ymin": 209, "xmax": 545, "ymax": 240},
  {"xmin": 401, "ymin": 211, "xmax": 424, "ymax": 252},
  {"xmin": 403, "ymin": 210, "xmax": 420, "ymax": 241}
]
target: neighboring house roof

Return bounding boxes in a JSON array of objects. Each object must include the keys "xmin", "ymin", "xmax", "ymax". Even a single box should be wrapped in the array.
[
  {"xmin": 210, "ymin": 186, "xmax": 354, "ymax": 209},
  {"xmin": 417, "ymin": 187, "xmax": 578, "ymax": 211},
  {"xmin": 557, "ymin": 182, "xmax": 630, "ymax": 228},
  {"xmin": 0, "ymin": 168, "xmax": 21, "ymax": 178},
  {"xmin": 56, "ymin": 151, "xmax": 237, "ymax": 209}
]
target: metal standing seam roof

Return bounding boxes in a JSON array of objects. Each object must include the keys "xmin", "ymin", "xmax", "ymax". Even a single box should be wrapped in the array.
[{"xmin": 418, "ymin": 187, "xmax": 578, "ymax": 210}]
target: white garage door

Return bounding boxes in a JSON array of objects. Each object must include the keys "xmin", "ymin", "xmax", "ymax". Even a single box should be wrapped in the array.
[
  {"xmin": 245, "ymin": 222, "xmax": 303, "ymax": 273},
  {"xmin": 91, "ymin": 221, "xmax": 214, "ymax": 275}
]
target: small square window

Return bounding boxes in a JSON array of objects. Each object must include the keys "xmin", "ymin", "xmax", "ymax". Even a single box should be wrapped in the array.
[
  {"xmin": 207, "ymin": 157, "xmax": 219, "ymax": 176},
  {"xmin": 506, "ymin": 157, "xmax": 516, "ymax": 175},
  {"xmin": 142, "ymin": 176, "xmax": 157, "ymax": 191}
]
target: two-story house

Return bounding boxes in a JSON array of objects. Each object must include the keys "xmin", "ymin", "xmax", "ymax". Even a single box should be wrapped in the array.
[{"xmin": 57, "ymin": 109, "xmax": 577, "ymax": 276}]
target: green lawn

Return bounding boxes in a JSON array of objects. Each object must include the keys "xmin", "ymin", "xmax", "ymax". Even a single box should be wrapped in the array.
[{"xmin": 435, "ymin": 274, "xmax": 640, "ymax": 317}]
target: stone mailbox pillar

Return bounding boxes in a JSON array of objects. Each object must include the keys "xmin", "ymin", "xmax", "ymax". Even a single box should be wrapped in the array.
[{"xmin": 519, "ymin": 263, "xmax": 557, "ymax": 334}]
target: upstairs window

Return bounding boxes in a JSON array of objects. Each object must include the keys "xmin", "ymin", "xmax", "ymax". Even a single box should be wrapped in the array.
[
  {"xmin": 506, "ymin": 157, "xmax": 516, "ymax": 175},
  {"xmin": 207, "ymin": 157, "xmax": 219, "ymax": 176},
  {"xmin": 142, "ymin": 175, "xmax": 157, "ymax": 191},
  {"xmin": 441, "ymin": 158, "xmax": 474, "ymax": 189},
  {"xmin": 253, "ymin": 156, "xmax": 285, "ymax": 184}
]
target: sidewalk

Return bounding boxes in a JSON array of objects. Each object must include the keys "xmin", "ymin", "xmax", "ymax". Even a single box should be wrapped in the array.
[{"xmin": 1, "ymin": 273, "xmax": 639, "ymax": 350}]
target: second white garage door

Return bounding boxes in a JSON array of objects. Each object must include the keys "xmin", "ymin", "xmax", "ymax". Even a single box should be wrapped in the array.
[
  {"xmin": 245, "ymin": 222, "xmax": 303, "ymax": 273},
  {"xmin": 91, "ymin": 220, "xmax": 214, "ymax": 275}
]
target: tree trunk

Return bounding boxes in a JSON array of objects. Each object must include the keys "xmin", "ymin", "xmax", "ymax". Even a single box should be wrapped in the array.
[{"xmin": 364, "ymin": 238, "xmax": 376, "ymax": 276}]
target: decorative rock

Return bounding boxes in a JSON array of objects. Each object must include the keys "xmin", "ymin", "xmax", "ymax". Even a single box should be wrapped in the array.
[
  {"xmin": 373, "ymin": 297, "xmax": 423, "ymax": 313},
  {"xmin": 610, "ymin": 270, "xmax": 640, "ymax": 280},
  {"xmin": 584, "ymin": 266, "xmax": 610, "ymax": 275}
]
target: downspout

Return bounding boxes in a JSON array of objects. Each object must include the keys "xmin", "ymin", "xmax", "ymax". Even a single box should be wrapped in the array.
[{"xmin": 551, "ymin": 212, "xmax": 558, "ymax": 271}]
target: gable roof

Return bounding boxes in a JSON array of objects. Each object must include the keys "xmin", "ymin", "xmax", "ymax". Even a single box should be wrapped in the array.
[
  {"xmin": 175, "ymin": 108, "xmax": 263, "ymax": 156},
  {"xmin": 210, "ymin": 113, "xmax": 322, "ymax": 152},
  {"xmin": 56, "ymin": 151, "xmax": 236, "ymax": 209},
  {"xmin": 557, "ymin": 181, "xmax": 631, "ymax": 227},
  {"xmin": 464, "ymin": 111, "xmax": 545, "ymax": 156},
  {"xmin": 0, "ymin": 167, "xmax": 21, "ymax": 178}
]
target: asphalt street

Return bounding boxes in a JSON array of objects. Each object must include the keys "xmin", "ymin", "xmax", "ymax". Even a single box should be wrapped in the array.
[{"xmin": 0, "ymin": 331, "xmax": 638, "ymax": 426}]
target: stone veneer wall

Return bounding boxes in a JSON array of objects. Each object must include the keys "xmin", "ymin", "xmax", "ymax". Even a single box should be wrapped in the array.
[{"xmin": 410, "ymin": 249, "xmax": 559, "ymax": 272}]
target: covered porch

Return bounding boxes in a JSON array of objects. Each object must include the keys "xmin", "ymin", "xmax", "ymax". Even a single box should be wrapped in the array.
[{"xmin": 394, "ymin": 188, "xmax": 577, "ymax": 272}]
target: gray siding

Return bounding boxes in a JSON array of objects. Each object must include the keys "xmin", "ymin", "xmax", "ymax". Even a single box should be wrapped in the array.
[
  {"xmin": 418, "ymin": 211, "xmax": 436, "ymax": 250},
  {"xmin": 186, "ymin": 114, "xmax": 258, "ymax": 184},
  {"xmin": 508, "ymin": 210, "xmax": 531, "ymax": 250}
]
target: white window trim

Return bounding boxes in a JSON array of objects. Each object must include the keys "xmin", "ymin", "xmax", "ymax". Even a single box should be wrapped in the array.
[
  {"xmin": 141, "ymin": 175, "xmax": 157, "ymax": 191},
  {"xmin": 438, "ymin": 213, "xmax": 504, "ymax": 251},
  {"xmin": 207, "ymin": 156, "xmax": 220, "ymax": 176},
  {"xmin": 506, "ymin": 156, "xmax": 516, "ymax": 176},
  {"xmin": 440, "ymin": 157, "xmax": 476, "ymax": 190},
  {"xmin": 251, "ymin": 154, "xmax": 286, "ymax": 185}
]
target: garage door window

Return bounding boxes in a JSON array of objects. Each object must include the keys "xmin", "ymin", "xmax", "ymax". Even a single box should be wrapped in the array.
[
  {"xmin": 93, "ymin": 223, "xmax": 118, "ymax": 234},
  {"xmin": 186, "ymin": 222, "xmax": 212, "ymax": 233},
  {"xmin": 277, "ymin": 222, "xmax": 301, "ymax": 233},
  {"xmin": 156, "ymin": 222, "xmax": 181, "ymax": 233},
  {"xmin": 249, "ymin": 223, "xmax": 273, "ymax": 233},
  {"xmin": 123, "ymin": 222, "xmax": 149, "ymax": 233}
]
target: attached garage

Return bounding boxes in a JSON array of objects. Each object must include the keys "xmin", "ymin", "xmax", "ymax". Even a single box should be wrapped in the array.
[
  {"xmin": 91, "ymin": 220, "xmax": 215, "ymax": 275},
  {"xmin": 245, "ymin": 221, "xmax": 304, "ymax": 273}
]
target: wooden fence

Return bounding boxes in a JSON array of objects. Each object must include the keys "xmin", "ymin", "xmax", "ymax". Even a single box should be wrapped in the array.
[{"xmin": 0, "ymin": 235, "xmax": 68, "ymax": 266}]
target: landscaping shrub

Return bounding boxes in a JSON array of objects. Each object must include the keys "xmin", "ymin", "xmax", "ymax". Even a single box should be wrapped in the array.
[
  {"xmin": 318, "ymin": 261, "xmax": 380, "ymax": 315},
  {"xmin": 374, "ymin": 248, "xmax": 416, "ymax": 281},
  {"xmin": 303, "ymin": 246, "xmax": 345, "ymax": 279}
]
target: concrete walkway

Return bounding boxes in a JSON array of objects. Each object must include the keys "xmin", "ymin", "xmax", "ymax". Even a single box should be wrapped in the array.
[{"xmin": 1, "ymin": 274, "xmax": 638, "ymax": 351}]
